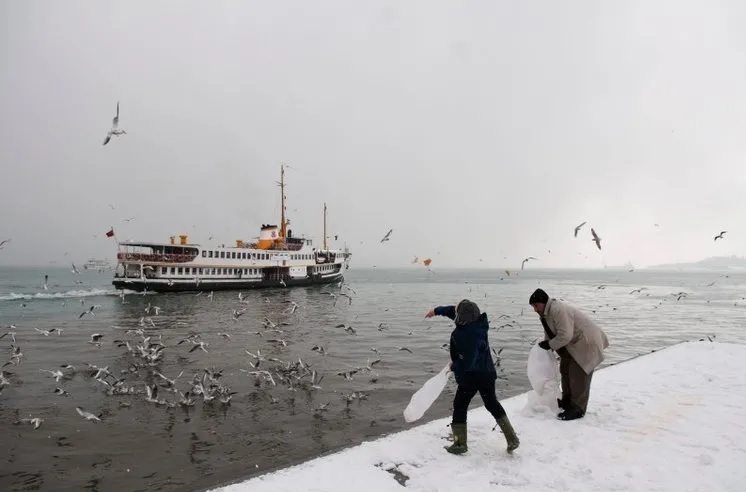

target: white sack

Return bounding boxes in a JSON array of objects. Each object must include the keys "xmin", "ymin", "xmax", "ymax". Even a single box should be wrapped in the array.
[
  {"xmin": 523, "ymin": 344, "xmax": 560, "ymax": 414},
  {"xmin": 403, "ymin": 364, "xmax": 451, "ymax": 423}
]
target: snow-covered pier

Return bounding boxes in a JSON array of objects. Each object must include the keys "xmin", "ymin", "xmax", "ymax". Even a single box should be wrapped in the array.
[{"xmin": 209, "ymin": 341, "xmax": 746, "ymax": 492}]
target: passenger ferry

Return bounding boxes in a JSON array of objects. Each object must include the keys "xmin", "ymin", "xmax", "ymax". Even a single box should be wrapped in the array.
[{"xmin": 112, "ymin": 166, "xmax": 351, "ymax": 292}]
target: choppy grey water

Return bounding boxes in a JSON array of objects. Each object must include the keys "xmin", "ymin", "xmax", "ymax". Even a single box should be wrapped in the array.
[{"xmin": 1, "ymin": 266, "xmax": 745, "ymax": 492}]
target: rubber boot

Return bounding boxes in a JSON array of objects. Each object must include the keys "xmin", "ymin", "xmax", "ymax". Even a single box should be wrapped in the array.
[
  {"xmin": 497, "ymin": 415, "xmax": 520, "ymax": 453},
  {"xmin": 445, "ymin": 423, "xmax": 467, "ymax": 455}
]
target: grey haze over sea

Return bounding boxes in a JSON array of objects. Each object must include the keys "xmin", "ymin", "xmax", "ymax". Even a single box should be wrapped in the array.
[{"xmin": 1, "ymin": 266, "xmax": 745, "ymax": 492}]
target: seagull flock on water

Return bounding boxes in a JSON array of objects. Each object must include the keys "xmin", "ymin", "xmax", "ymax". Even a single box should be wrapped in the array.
[{"xmin": 1, "ymin": 278, "xmax": 426, "ymax": 431}]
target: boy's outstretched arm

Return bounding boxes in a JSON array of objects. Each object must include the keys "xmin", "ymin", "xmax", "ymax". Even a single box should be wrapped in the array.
[{"xmin": 425, "ymin": 305, "xmax": 456, "ymax": 320}]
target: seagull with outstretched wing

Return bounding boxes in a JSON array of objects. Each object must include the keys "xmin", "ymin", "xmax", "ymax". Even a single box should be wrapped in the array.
[
  {"xmin": 521, "ymin": 256, "xmax": 537, "ymax": 270},
  {"xmin": 591, "ymin": 228, "xmax": 602, "ymax": 250},
  {"xmin": 103, "ymin": 101, "xmax": 127, "ymax": 145},
  {"xmin": 76, "ymin": 407, "xmax": 101, "ymax": 422}
]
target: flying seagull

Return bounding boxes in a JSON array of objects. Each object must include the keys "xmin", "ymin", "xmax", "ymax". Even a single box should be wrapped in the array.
[
  {"xmin": 40, "ymin": 369, "xmax": 65, "ymax": 382},
  {"xmin": 15, "ymin": 417, "xmax": 44, "ymax": 430},
  {"xmin": 380, "ymin": 229, "xmax": 393, "ymax": 243},
  {"xmin": 88, "ymin": 333, "xmax": 104, "ymax": 346},
  {"xmin": 521, "ymin": 256, "xmax": 537, "ymax": 270},
  {"xmin": 0, "ymin": 239, "xmax": 10, "ymax": 249},
  {"xmin": 574, "ymin": 221, "xmax": 587, "ymax": 238},
  {"xmin": 311, "ymin": 345, "xmax": 327, "ymax": 355},
  {"xmin": 591, "ymin": 228, "xmax": 602, "ymax": 250},
  {"xmin": 79, "ymin": 305, "xmax": 98, "ymax": 318},
  {"xmin": 103, "ymin": 101, "xmax": 127, "ymax": 145},
  {"xmin": 714, "ymin": 231, "xmax": 727, "ymax": 241},
  {"xmin": 76, "ymin": 407, "xmax": 101, "ymax": 422}
]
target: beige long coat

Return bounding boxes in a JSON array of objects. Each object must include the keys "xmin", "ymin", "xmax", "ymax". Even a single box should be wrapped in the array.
[{"xmin": 543, "ymin": 298, "xmax": 609, "ymax": 374}]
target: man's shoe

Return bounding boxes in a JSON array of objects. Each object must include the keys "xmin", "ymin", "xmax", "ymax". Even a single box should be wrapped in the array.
[
  {"xmin": 557, "ymin": 396, "xmax": 570, "ymax": 410},
  {"xmin": 557, "ymin": 408, "xmax": 584, "ymax": 421}
]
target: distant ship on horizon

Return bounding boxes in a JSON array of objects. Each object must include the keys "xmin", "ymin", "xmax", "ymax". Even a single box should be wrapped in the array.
[{"xmin": 83, "ymin": 258, "xmax": 113, "ymax": 271}]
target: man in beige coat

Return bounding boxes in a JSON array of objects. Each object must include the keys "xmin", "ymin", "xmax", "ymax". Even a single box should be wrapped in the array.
[{"xmin": 529, "ymin": 288, "xmax": 609, "ymax": 420}]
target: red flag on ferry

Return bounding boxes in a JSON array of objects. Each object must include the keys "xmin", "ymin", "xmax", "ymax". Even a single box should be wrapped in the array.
[{"xmin": 105, "ymin": 228, "xmax": 115, "ymax": 238}]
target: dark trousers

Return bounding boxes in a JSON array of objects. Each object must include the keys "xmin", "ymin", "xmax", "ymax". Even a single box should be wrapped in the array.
[
  {"xmin": 452, "ymin": 373, "xmax": 506, "ymax": 424},
  {"xmin": 560, "ymin": 354, "xmax": 594, "ymax": 413}
]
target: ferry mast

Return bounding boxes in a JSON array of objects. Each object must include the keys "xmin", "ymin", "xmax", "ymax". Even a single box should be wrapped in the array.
[
  {"xmin": 279, "ymin": 164, "xmax": 288, "ymax": 239},
  {"xmin": 323, "ymin": 202, "xmax": 328, "ymax": 250}
]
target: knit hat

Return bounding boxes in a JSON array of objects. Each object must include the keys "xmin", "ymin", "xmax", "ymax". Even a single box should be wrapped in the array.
[
  {"xmin": 529, "ymin": 288, "xmax": 549, "ymax": 305},
  {"xmin": 455, "ymin": 299, "xmax": 480, "ymax": 325}
]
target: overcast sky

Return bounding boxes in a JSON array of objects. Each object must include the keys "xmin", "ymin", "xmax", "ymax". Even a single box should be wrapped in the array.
[{"xmin": 2, "ymin": 1, "xmax": 745, "ymax": 269}]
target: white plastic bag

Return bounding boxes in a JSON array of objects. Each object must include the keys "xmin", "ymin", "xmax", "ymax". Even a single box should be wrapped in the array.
[
  {"xmin": 523, "ymin": 344, "xmax": 560, "ymax": 414},
  {"xmin": 403, "ymin": 364, "xmax": 451, "ymax": 423}
]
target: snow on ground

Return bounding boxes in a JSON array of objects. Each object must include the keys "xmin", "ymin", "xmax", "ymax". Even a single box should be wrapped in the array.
[{"xmin": 208, "ymin": 342, "xmax": 746, "ymax": 492}]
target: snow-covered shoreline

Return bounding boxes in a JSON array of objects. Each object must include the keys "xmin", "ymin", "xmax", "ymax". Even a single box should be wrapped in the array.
[{"xmin": 208, "ymin": 341, "xmax": 746, "ymax": 492}]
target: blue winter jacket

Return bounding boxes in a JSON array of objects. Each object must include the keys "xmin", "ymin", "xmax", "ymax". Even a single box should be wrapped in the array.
[{"xmin": 434, "ymin": 305, "xmax": 497, "ymax": 385}]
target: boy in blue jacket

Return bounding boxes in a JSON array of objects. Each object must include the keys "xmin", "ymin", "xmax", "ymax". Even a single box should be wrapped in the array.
[{"xmin": 426, "ymin": 299, "xmax": 519, "ymax": 454}]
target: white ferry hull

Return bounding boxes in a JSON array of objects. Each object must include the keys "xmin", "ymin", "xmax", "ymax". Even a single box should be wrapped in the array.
[
  {"xmin": 112, "ymin": 271, "xmax": 344, "ymax": 292},
  {"xmin": 112, "ymin": 242, "xmax": 350, "ymax": 293}
]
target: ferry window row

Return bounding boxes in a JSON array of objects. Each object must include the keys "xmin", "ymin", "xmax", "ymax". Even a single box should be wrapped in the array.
[
  {"xmin": 161, "ymin": 267, "xmax": 262, "ymax": 276},
  {"xmin": 200, "ymin": 250, "xmax": 314, "ymax": 261}
]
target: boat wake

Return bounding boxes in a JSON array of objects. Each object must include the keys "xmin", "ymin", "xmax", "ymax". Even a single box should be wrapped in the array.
[{"xmin": 0, "ymin": 288, "xmax": 122, "ymax": 302}]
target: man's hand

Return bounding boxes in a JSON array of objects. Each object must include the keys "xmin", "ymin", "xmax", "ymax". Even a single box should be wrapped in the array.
[
  {"xmin": 425, "ymin": 308, "xmax": 435, "ymax": 319},
  {"xmin": 538, "ymin": 340, "xmax": 551, "ymax": 350}
]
